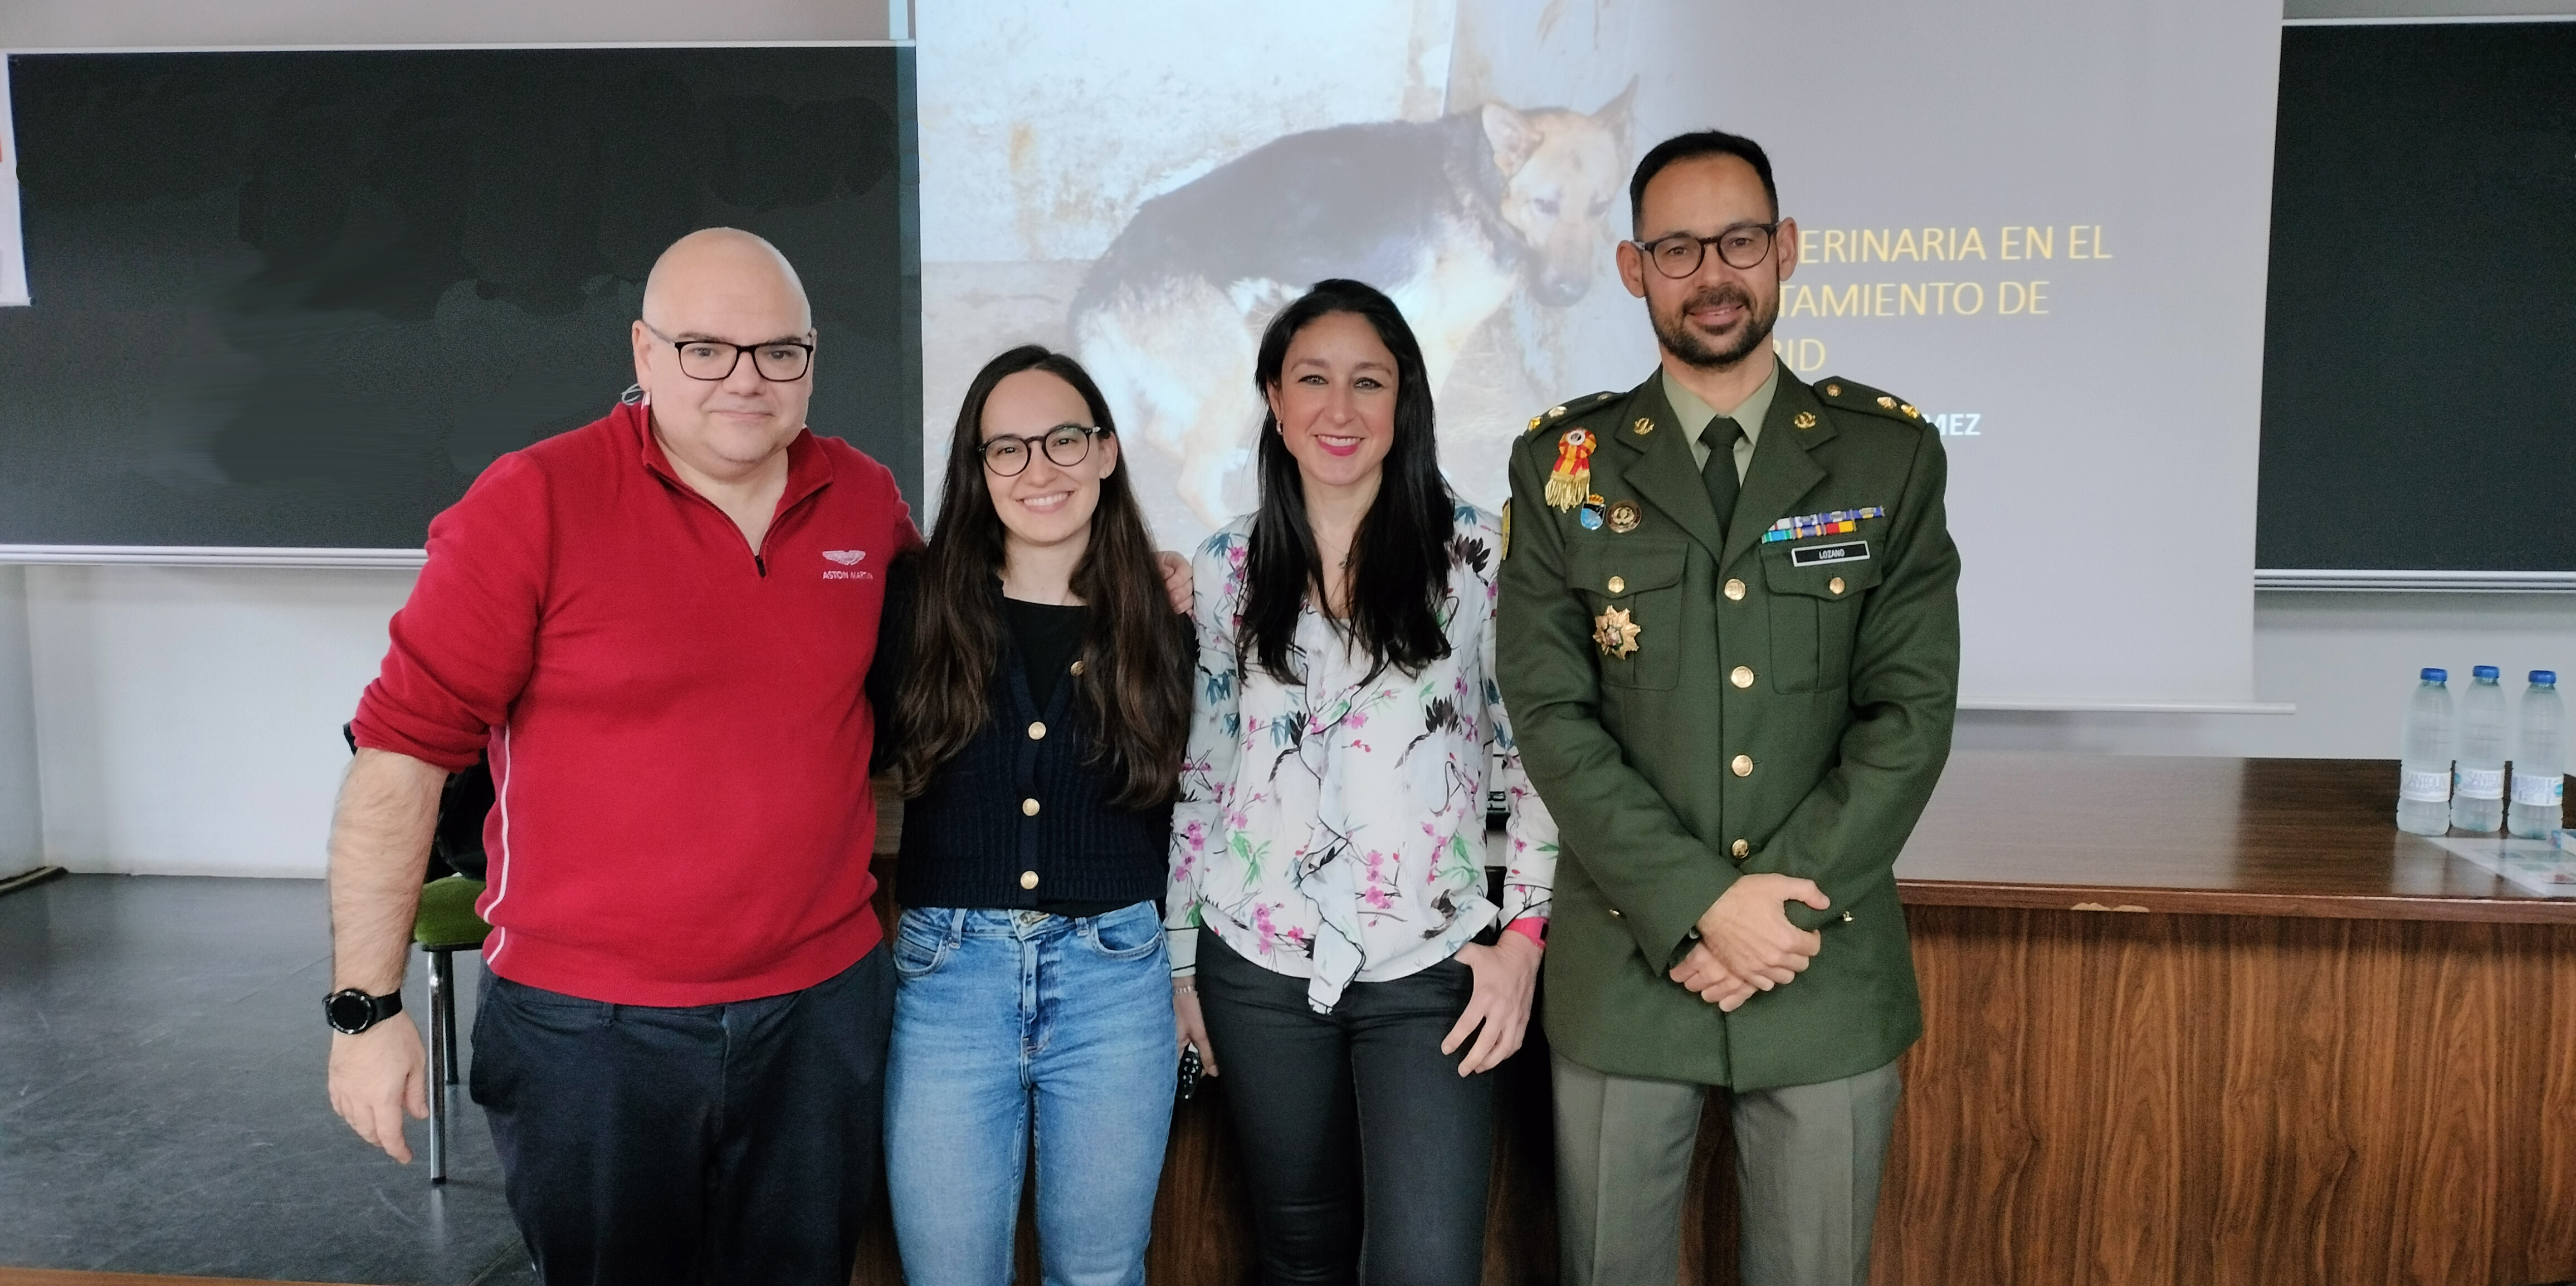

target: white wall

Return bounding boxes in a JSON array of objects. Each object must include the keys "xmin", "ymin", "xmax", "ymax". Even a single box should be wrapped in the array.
[
  {"xmin": 1957, "ymin": 594, "xmax": 2576, "ymax": 756},
  {"xmin": 0, "ymin": 566, "xmax": 41, "ymax": 873},
  {"xmin": 25, "ymin": 566, "xmax": 413, "ymax": 876}
]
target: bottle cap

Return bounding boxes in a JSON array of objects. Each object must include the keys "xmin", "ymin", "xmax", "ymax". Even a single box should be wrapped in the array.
[
  {"xmin": 2422, "ymin": 668, "xmax": 2447, "ymax": 682},
  {"xmin": 2473, "ymin": 665, "xmax": 2501, "ymax": 680},
  {"xmin": 2535, "ymin": 671, "xmax": 2558, "ymax": 686}
]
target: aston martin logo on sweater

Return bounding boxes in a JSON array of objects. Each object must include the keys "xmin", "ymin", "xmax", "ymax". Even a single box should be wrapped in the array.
[{"xmin": 821, "ymin": 549, "xmax": 872, "ymax": 580}]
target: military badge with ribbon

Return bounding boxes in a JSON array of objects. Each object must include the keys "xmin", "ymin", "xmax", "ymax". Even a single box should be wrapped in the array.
[{"xmin": 1545, "ymin": 428, "xmax": 1596, "ymax": 512}]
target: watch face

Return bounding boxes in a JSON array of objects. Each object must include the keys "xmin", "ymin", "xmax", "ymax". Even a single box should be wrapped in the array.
[{"xmin": 325, "ymin": 989, "xmax": 376, "ymax": 1034}]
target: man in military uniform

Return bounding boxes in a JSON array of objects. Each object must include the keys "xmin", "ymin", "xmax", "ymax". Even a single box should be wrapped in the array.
[{"xmin": 1497, "ymin": 131, "xmax": 1960, "ymax": 1286}]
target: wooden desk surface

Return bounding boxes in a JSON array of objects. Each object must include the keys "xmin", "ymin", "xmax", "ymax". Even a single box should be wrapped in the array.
[{"xmin": 1895, "ymin": 752, "xmax": 2576, "ymax": 923}]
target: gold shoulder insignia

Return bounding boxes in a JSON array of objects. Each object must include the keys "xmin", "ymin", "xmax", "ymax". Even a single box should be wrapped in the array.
[
  {"xmin": 1812, "ymin": 376, "xmax": 1924, "ymax": 427},
  {"xmin": 1524, "ymin": 390, "xmax": 1621, "ymax": 436}
]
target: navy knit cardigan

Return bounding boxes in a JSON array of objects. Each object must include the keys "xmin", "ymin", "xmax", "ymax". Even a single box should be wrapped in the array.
[{"xmin": 866, "ymin": 558, "xmax": 1176, "ymax": 912}]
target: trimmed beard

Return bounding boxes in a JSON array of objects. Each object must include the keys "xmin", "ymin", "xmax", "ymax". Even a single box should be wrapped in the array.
[{"xmin": 1651, "ymin": 283, "xmax": 1779, "ymax": 370}]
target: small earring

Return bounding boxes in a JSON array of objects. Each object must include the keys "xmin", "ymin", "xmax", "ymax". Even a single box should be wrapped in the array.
[{"xmin": 619, "ymin": 383, "xmax": 646, "ymax": 407}]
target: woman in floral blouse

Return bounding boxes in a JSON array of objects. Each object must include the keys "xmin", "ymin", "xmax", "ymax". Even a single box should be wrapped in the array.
[{"xmin": 1165, "ymin": 278, "xmax": 1558, "ymax": 1284}]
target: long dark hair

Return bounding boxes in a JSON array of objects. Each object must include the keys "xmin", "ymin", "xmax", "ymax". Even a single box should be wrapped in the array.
[
  {"xmin": 1238, "ymin": 279, "xmax": 1453, "ymax": 685},
  {"xmin": 892, "ymin": 346, "xmax": 1194, "ymax": 808}
]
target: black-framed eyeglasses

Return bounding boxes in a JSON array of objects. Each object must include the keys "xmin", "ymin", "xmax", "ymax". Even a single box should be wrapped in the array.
[
  {"xmin": 979, "ymin": 423, "xmax": 1105, "ymax": 476},
  {"xmin": 642, "ymin": 321, "xmax": 814, "ymax": 382},
  {"xmin": 1633, "ymin": 222, "xmax": 1781, "ymax": 277}
]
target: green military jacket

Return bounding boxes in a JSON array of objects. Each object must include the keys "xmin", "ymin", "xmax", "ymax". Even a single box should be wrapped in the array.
[{"xmin": 1497, "ymin": 360, "xmax": 1960, "ymax": 1091}]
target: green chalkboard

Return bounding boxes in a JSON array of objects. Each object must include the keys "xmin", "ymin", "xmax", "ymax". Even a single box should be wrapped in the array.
[
  {"xmin": 2258, "ymin": 23, "xmax": 2576, "ymax": 573},
  {"xmin": 0, "ymin": 45, "xmax": 917, "ymax": 550}
]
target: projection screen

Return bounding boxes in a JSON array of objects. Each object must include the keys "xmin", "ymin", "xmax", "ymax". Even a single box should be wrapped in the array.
[{"xmin": 918, "ymin": 0, "xmax": 2282, "ymax": 709}]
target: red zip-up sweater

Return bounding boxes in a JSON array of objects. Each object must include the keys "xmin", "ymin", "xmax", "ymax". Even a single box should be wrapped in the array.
[{"xmin": 352, "ymin": 402, "xmax": 916, "ymax": 1006}]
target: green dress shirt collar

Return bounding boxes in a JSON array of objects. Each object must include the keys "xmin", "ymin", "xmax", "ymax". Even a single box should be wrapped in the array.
[{"xmin": 1661, "ymin": 359, "xmax": 1782, "ymax": 482}]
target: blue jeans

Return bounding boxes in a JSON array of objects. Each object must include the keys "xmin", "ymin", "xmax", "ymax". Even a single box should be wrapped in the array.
[{"xmin": 884, "ymin": 901, "xmax": 1178, "ymax": 1286}]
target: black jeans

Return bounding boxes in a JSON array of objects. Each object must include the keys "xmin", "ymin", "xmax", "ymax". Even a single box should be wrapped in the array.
[
  {"xmin": 468, "ymin": 947, "xmax": 895, "ymax": 1286},
  {"xmin": 1197, "ymin": 931, "xmax": 1493, "ymax": 1286}
]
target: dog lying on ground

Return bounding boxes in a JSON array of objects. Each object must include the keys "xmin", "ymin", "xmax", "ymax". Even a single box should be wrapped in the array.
[{"xmin": 1071, "ymin": 86, "xmax": 1634, "ymax": 524}]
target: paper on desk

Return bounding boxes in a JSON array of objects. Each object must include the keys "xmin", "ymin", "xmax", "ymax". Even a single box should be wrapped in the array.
[{"xmin": 2432, "ymin": 836, "xmax": 2576, "ymax": 897}]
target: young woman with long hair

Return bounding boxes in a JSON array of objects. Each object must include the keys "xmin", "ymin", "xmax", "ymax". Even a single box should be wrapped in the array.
[
  {"xmin": 1164, "ymin": 280, "xmax": 1559, "ymax": 1283},
  {"xmin": 869, "ymin": 345, "xmax": 1196, "ymax": 1286}
]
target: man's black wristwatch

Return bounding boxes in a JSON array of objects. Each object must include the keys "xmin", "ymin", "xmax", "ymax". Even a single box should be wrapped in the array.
[{"xmin": 324, "ymin": 987, "xmax": 404, "ymax": 1035}]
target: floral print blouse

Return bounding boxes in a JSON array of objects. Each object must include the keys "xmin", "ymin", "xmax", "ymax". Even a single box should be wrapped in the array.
[{"xmin": 1164, "ymin": 500, "xmax": 1558, "ymax": 1013}]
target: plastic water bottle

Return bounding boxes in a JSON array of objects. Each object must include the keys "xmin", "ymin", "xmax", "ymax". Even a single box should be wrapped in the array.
[
  {"xmin": 2451, "ymin": 666, "xmax": 2509, "ymax": 833},
  {"xmin": 2509, "ymin": 671, "xmax": 2564, "ymax": 839},
  {"xmin": 2398, "ymin": 668, "xmax": 2454, "ymax": 836}
]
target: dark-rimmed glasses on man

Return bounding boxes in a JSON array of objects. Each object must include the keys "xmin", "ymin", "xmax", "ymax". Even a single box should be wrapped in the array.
[
  {"xmin": 643, "ymin": 321, "xmax": 814, "ymax": 382},
  {"xmin": 1634, "ymin": 222, "xmax": 1781, "ymax": 278}
]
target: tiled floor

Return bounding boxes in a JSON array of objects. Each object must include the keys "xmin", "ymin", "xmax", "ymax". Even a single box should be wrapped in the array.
[{"xmin": 1, "ymin": 874, "xmax": 533, "ymax": 1286}]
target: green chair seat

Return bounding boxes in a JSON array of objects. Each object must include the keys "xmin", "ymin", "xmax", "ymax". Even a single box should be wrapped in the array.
[{"xmin": 413, "ymin": 876, "xmax": 492, "ymax": 949}]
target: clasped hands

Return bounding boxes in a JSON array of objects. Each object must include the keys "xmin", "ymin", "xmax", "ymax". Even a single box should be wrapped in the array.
[{"xmin": 1668, "ymin": 873, "xmax": 1829, "ymax": 1011}]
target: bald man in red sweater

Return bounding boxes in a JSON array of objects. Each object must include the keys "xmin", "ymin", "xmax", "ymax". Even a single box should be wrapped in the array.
[{"xmin": 327, "ymin": 229, "xmax": 914, "ymax": 1285}]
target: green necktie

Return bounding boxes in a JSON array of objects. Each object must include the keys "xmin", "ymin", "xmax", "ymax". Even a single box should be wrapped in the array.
[{"xmin": 1702, "ymin": 415, "xmax": 1744, "ymax": 532}]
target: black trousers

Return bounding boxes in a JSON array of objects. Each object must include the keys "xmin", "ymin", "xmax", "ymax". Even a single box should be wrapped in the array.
[
  {"xmin": 1197, "ymin": 931, "xmax": 1494, "ymax": 1286},
  {"xmin": 469, "ymin": 947, "xmax": 895, "ymax": 1286}
]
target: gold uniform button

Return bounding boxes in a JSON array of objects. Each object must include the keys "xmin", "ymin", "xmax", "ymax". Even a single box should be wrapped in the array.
[
  {"xmin": 1829, "ymin": 576, "xmax": 1847, "ymax": 595},
  {"xmin": 1607, "ymin": 575, "xmax": 1626, "ymax": 594},
  {"xmin": 1028, "ymin": 721, "xmax": 1047, "ymax": 740},
  {"xmin": 1020, "ymin": 871, "xmax": 1040, "ymax": 890},
  {"xmin": 1731, "ymin": 839, "xmax": 1750, "ymax": 858},
  {"xmin": 1730, "ymin": 666, "xmax": 1754, "ymax": 688},
  {"xmin": 1021, "ymin": 798, "xmax": 1041, "ymax": 816},
  {"xmin": 1724, "ymin": 578, "xmax": 1746, "ymax": 602},
  {"xmin": 1731, "ymin": 754, "xmax": 1754, "ymax": 778}
]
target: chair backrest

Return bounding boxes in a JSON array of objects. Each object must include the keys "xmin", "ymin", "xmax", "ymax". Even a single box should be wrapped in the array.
[
  {"xmin": 341, "ymin": 723, "xmax": 495, "ymax": 883},
  {"xmin": 432, "ymin": 762, "xmax": 495, "ymax": 883}
]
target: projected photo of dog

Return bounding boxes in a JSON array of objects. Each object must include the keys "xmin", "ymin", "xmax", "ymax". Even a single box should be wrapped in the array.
[{"xmin": 1070, "ymin": 86, "xmax": 1633, "ymax": 524}]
